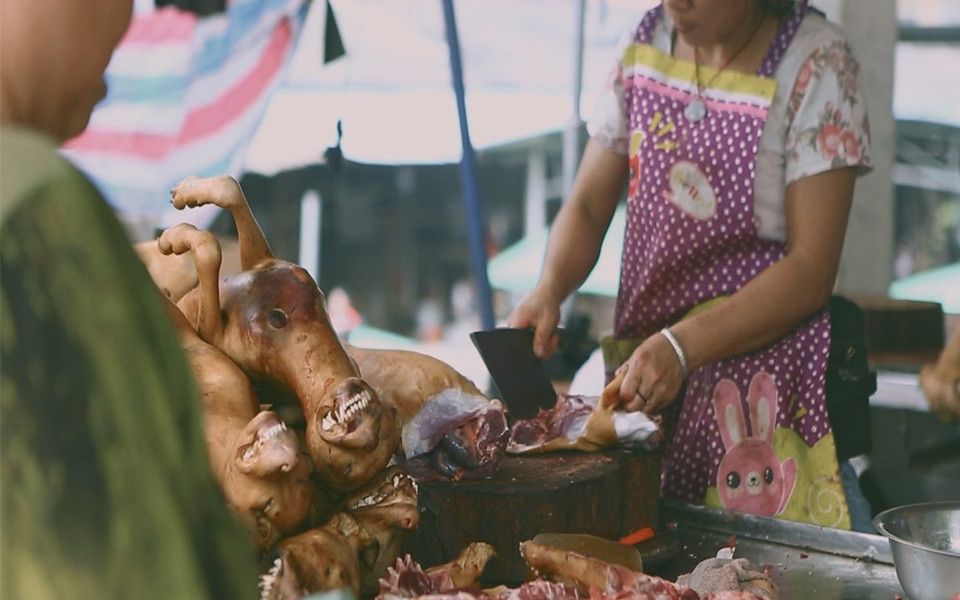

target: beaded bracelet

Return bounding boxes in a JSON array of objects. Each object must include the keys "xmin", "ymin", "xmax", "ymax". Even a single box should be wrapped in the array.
[{"xmin": 660, "ymin": 327, "xmax": 689, "ymax": 380}]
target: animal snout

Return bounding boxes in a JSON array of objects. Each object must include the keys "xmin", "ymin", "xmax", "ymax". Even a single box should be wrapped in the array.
[
  {"xmin": 338, "ymin": 377, "xmax": 367, "ymax": 398},
  {"xmin": 747, "ymin": 471, "xmax": 762, "ymax": 494},
  {"xmin": 331, "ymin": 377, "xmax": 376, "ymax": 408}
]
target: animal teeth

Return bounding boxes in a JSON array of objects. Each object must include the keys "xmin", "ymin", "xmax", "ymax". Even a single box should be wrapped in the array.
[
  {"xmin": 258, "ymin": 557, "xmax": 282, "ymax": 600},
  {"xmin": 351, "ymin": 493, "xmax": 378, "ymax": 509},
  {"xmin": 349, "ymin": 473, "xmax": 417, "ymax": 510},
  {"xmin": 331, "ymin": 394, "xmax": 370, "ymax": 426},
  {"xmin": 323, "ymin": 393, "xmax": 374, "ymax": 432},
  {"xmin": 261, "ymin": 422, "xmax": 287, "ymax": 441}
]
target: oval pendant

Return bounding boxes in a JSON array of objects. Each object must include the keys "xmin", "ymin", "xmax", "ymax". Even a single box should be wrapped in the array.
[{"xmin": 684, "ymin": 98, "xmax": 707, "ymax": 123}]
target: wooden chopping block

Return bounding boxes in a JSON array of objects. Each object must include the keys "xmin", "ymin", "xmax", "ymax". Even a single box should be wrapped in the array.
[{"xmin": 402, "ymin": 450, "xmax": 661, "ymax": 585}]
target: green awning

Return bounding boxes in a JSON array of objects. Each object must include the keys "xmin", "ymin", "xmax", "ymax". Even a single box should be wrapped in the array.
[
  {"xmin": 347, "ymin": 323, "xmax": 416, "ymax": 349},
  {"xmin": 889, "ymin": 262, "xmax": 960, "ymax": 313},
  {"xmin": 488, "ymin": 204, "xmax": 625, "ymax": 298}
]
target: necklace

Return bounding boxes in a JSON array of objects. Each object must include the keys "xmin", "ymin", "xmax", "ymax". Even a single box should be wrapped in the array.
[{"xmin": 683, "ymin": 9, "xmax": 768, "ymax": 123}]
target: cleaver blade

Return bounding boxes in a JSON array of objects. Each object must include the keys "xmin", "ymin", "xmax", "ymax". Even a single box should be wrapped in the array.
[{"xmin": 469, "ymin": 327, "xmax": 558, "ymax": 421}]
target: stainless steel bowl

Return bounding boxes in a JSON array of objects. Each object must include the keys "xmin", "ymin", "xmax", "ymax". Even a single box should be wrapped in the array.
[{"xmin": 874, "ymin": 501, "xmax": 960, "ymax": 600}]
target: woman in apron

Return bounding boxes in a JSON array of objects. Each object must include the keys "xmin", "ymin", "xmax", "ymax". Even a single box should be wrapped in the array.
[{"xmin": 509, "ymin": 0, "xmax": 872, "ymax": 530}]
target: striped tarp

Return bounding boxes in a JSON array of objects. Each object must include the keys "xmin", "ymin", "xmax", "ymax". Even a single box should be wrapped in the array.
[{"xmin": 62, "ymin": 0, "xmax": 310, "ymax": 234}]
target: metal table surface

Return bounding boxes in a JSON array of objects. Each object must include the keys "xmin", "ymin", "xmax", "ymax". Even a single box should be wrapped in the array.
[{"xmin": 648, "ymin": 500, "xmax": 905, "ymax": 599}]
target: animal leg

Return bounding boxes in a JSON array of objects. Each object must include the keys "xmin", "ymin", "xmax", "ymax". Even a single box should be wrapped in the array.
[
  {"xmin": 157, "ymin": 223, "xmax": 223, "ymax": 343},
  {"xmin": 170, "ymin": 175, "xmax": 273, "ymax": 270},
  {"xmin": 134, "ymin": 239, "xmax": 198, "ymax": 302},
  {"xmin": 424, "ymin": 542, "xmax": 496, "ymax": 590},
  {"xmin": 520, "ymin": 540, "xmax": 615, "ymax": 592}
]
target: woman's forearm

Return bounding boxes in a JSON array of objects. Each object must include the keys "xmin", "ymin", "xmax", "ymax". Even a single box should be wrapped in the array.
[
  {"xmin": 672, "ymin": 167, "xmax": 856, "ymax": 371},
  {"xmin": 535, "ymin": 139, "xmax": 628, "ymax": 301},
  {"xmin": 536, "ymin": 199, "xmax": 611, "ymax": 302},
  {"xmin": 673, "ymin": 252, "xmax": 835, "ymax": 370}
]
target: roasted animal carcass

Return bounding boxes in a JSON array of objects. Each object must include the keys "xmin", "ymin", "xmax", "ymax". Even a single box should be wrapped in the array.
[
  {"xmin": 345, "ymin": 345, "xmax": 509, "ymax": 479},
  {"xmin": 378, "ymin": 543, "xmax": 497, "ymax": 599},
  {"xmin": 343, "ymin": 466, "xmax": 421, "ymax": 597},
  {"xmin": 520, "ymin": 540, "xmax": 698, "ymax": 599},
  {"xmin": 259, "ymin": 512, "xmax": 366, "ymax": 600},
  {"xmin": 168, "ymin": 176, "xmax": 400, "ymax": 492},
  {"xmin": 375, "ymin": 540, "xmax": 776, "ymax": 600},
  {"xmin": 259, "ymin": 467, "xmax": 421, "ymax": 600},
  {"xmin": 155, "ymin": 224, "xmax": 312, "ymax": 551},
  {"xmin": 521, "ymin": 541, "xmax": 776, "ymax": 600}
]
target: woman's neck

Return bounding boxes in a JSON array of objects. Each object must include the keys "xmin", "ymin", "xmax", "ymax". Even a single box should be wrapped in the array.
[{"xmin": 674, "ymin": 11, "xmax": 781, "ymax": 74}]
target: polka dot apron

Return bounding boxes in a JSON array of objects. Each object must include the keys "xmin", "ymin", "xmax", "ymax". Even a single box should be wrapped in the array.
[{"xmin": 602, "ymin": 1, "xmax": 851, "ymax": 529}]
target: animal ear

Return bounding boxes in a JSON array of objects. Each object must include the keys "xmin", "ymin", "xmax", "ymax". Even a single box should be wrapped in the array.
[
  {"xmin": 747, "ymin": 372, "xmax": 778, "ymax": 443},
  {"xmin": 712, "ymin": 379, "xmax": 746, "ymax": 450}
]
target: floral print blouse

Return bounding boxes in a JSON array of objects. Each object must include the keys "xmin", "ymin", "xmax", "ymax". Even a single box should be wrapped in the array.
[{"xmin": 588, "ymin": 11, "xmax": 873, "ymax": 242}]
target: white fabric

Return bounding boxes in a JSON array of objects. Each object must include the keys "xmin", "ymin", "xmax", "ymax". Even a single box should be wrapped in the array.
[{"xmin": 587, "ymin": 10, "xmax": 873, "ymax": 242}]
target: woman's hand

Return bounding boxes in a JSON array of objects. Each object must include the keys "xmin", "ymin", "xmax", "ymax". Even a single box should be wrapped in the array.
[
  {"xmin": 507, "ymin": 286, "xmax": 562, "ymax": 359},
  {"xmin": 614, "ymin": 332, "xmax": 686, "ymax": 414},
  {"xmin": 507, "ymin": 140, "xmax": 627, "ymax": 360},
  {"xmin": 919, "ymin": 326, "xmax": 960, "ymax": 422},
  {"xmin": 920, "ymin": 362, "xmax": 960, "ymax": 422}
]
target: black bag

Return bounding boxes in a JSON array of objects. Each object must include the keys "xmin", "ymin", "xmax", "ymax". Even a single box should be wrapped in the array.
[{"xmin": 825, "ymin": 295, "xmax": 877, "ymax": 461}]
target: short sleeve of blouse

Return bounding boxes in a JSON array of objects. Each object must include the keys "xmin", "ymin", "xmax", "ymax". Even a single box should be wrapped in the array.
[
  {"xmin": 783, "ymin": 36, "xmax": 873, "ymax": 184},
  {"xmin": 586, "ymin": 27, "xmax": 636, "ymax": 155}
]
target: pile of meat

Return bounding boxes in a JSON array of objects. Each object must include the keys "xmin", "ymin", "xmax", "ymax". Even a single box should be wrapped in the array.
[
  {"xmin": 377, "ymin": 541, "xmax": 777, "ymax": 600},
  {"xmin": 507, "ymin": 393, "xmax": 662, "ymax": 455},
  {"xmin": 144, "ymin": 175, "xmax": 511, "ymax": 599},
  {"xmin": 143, "ymin": 175, "xmax": 666, "ymax": 600}
]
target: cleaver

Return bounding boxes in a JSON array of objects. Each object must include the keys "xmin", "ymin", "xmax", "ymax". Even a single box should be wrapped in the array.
[{"xmin": 470, "ymin": 327, "xmax": 558, "ymax": 421}]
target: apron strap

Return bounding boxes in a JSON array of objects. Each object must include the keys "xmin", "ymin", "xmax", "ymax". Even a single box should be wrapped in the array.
[
  {"xmin": 757, "ymin": 0, "xmax": 811, "ymax": 77},
  {"xmin": 634, "ymin": 4, "xmax": 662, "ymax": 45}
]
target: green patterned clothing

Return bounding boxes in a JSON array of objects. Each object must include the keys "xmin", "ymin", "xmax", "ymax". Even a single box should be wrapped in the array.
[{"xmin": 1, "ymin": 127, "xmax": 258, "ymax": 599}]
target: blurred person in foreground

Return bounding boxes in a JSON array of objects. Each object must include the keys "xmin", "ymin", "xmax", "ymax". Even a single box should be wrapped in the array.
[
  {"xmin": 920, "ymin": 325, "xmax": 960, "ymax": 421},
  {"xmin": 0, "ymin": 0, "xmax": 258, "ymax": 598}
]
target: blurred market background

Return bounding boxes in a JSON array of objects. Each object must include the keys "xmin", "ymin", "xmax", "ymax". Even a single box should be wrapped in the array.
[{"xmin": 61, "ymin": 0, "xmax": 959, "ymax": 512}]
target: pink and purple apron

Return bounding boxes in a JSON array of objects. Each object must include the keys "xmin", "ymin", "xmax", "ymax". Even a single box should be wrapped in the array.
[{"xmin": 603, "ymin": 1, "xmax": 850, "ymax": 528}]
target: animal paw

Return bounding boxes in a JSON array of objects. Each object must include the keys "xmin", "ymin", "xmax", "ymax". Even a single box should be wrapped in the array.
[{"xmin": 170, "ymin": 174, "xmax": 244, "ymax": 210}]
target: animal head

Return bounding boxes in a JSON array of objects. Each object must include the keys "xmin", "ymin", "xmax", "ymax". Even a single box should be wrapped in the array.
[
  {"xmin": 712, "ymin": 372, "xmax": 796, "ymax": 517},
  {"xmin": 344, "ymin": 467, "xmax": 420, "ymax": 596},
  {"xmin": 206, "ymin": 262, "xmax": 399, "ymax": 491},
  {"xmin": 232, "ymin": 410, "xmax": 300, "ymax": 476},
  {"xmin": 216, "ymin": 264, "xmax": 354, "ymax": 389},
  {"xmin": 258, "ymin": 514, "xmax": 363, "ymax": 600},
  {"xmin": 345, "ymin": 466, "xmax": 419, "ymax": 532},
  {"xmin": 223, "ymin": 413, "xmax": 313, "ymax": 551},
  {"xmin": 308, "ymin": 376, "xmax": 401, "ymax": 492}
]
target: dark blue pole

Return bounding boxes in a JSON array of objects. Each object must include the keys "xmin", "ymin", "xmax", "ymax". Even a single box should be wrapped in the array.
[{"xmin": 440, "ymin": 0, "xmax": 495, "ymax": 331}]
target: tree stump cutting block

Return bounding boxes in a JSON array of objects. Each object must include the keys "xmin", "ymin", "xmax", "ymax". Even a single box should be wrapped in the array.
[{"xmin": 402, "ymin": 450, "xmax": 661, "ymax": 585}]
